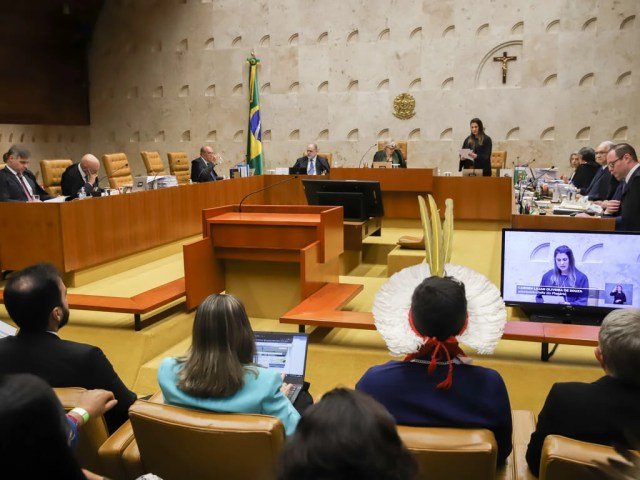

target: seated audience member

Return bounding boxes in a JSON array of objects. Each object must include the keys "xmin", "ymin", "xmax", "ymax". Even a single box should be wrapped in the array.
[
  {"xmin": 0, "ymin": 373, "xmax": 108, "ymax": 480},
  {"xmin": 278, "ymin": 388, "xmax": 417, "ymax": 480},
  {"xmin": 61, "ymin": 154, "xmax": 101, "ymax": 197},
  {"xmin": 570, "ymin": 146, "xmax": 599, "ymax": 190},
  {"xmin": 526, "ymin": 308, "xmax": 640, "ymax": 476},
  {"xmin": 158, "ymin": 293, "xmax": 302, "ymax": 436},
  {"xmin": 561, "ymin": 152, "xmax": 581, "ymax": 183},
  {"xmin": 292, "ymin": 143, "xmax": 330, "ymax": 175},
  {"xmin": 372, "ymin": 141, "xmax": 407, "ymax": 168},
  {"xmin": 356, "ymin": 276, "xmax": 513, "ymax": 464},
  {"xmin": 0, "ymin": 144, "xmax": 51, "ymax": 202},
  {"xmin": 0, "ymin": 263, "xmax": 137, "ymax": 433},
  {"xmin": 191, "ymin": 145, "xmax": 223, "ymax": 182}
]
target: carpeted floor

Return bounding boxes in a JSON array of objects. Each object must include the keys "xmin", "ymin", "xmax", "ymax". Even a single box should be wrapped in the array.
[{"xmin": 0, "ymin": 220, "xmax": 602, "ymax": 415}]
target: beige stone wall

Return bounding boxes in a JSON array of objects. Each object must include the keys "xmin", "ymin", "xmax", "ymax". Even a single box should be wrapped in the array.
[{"xmin": 2, "ymin": 0, "xmax": 638, "ymax": 178}]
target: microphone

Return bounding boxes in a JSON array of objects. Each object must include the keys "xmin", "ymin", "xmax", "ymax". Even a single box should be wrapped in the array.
[
  {"xmin": 358, "ymin": 143, "xmax": 377, "ymax": 168},
  {"xmin": 96, "ymin": 162, "xmax": 129, "ymax": 190},
  {"xmin": 238, "ymin": 175, "xmax": 299, "ymax": 212}
]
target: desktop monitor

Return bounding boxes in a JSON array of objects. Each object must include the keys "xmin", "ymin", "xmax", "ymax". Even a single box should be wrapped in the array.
[
  {"xmin": 302, "ymin": 179, "xmax": 384, "ymax": 221},
  {"xmin": 501, "ymin": 228, "xmax": 640, "ymax": 324}
]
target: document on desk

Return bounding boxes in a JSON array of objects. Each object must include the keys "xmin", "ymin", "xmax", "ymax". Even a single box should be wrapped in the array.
[
  {"xmin": 459, "ymin": 149, "xmax": 473, "ymax": 160},
  {"xmin": 0, "ymin": 320, "xmax": 17, "ymax": 338},
  {"xmin": 45, "ymin": 196, "xmax": 67, "ymax": 203}
]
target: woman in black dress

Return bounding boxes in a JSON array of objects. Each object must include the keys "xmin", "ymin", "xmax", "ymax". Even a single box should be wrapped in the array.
[
  {"xmin": 609, "ymin": 285, "xmax": 627, "ymax": 305},
  {"xmin": 459, "ymin": 117, "xmax": 492, "ymax": 176}
]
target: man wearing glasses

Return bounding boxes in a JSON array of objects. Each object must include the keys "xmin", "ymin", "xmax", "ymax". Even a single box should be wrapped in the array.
[
  {"xmin": 582, "ymin": 141, "xmax": 618, "ymax": 201},
  {"xmin": 606, "ymin": 143, "xmax": 640, "ymax": 231}
]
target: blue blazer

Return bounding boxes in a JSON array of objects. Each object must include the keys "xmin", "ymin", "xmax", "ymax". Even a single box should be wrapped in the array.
[{"xmin": 158, "ymin": 357, "xmax": 300, "ymax": 436}]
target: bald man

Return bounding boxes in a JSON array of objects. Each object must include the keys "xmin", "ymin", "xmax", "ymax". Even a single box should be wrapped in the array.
[{"xmin": 61, "ymin": 154, "xmax": 101, "ymax": 197}]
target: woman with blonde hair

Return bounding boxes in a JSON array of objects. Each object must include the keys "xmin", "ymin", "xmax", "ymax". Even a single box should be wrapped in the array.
[{"xmin": 158, "ymin": 293, "xmax": 300, "ymax": 435}]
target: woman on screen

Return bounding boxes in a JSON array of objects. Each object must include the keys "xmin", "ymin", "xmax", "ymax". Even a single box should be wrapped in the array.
[
  {"xmin": 609, "ymin": 285, "xmax": 627, "ymax": 305},
  {"xmin": 536, "ymin": 245, "xmax": 589, "ymax": 306},
  {"xmin": 157, "ymin": 293, "xmax": 301, "ymax": 435}
]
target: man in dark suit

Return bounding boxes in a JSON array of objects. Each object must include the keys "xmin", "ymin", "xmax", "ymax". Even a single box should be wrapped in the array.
[
  {"xmin": 61, "ymin": 153, "xmax": 101, "ymax": 197},
  {"xmin": 526, "ymin": 308, "xmax": 640, "ymax": 476},
  {"xmin": 0, "ymin": 263, "xmax": 137, "ymax": 433},
  {"xmin": 191, "ymin": 145, "xmax": 223, "ymax": 182},
  {"xmin": 570, "ymin": 146, "xmax": 600, "ymax": 191},
  {"xmin": 604, "ymin": 143, "xmax": 640, "ymax": 231},
  {"xmin": 0, "ymin": 144, "xmax": 51, "ymax": 202},
  {"xmin": 292, "ymin": 144, "xmax": 330, "ymax": 175},
  {"xmin": 582, "ymin": 141, "xmax": 619, "ymax": 201}
]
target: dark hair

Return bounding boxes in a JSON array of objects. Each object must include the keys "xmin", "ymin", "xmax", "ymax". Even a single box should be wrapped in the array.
[
  {"xmin": 6, "ymin": 144, "xmax": 31, "ymax": 159},
  {"xmin": 4, "ymin": 263, "xmax": 64, "ymax": 333},
  {"xmin": 278, "ymin": 388, "xmax": 417, "ymax": 480},
  {"xmin": 0, "ymin": 374, "xmax": 85, "ymax": 479},
  {"xmin": 578, "ymin": 147, "xmax": 596, "ymax": 164},
  {"xmin": 177, "ymin": 294, "xmax": 256, "ymax": 397},
  {"xmin": 613, "ymin": 143, "xmax": 638, "ymax": 162},
  {"xmin": 468, "ymin": 117, "xmax": 485, "ymax": 147},
  {"xmin": 551, "ymin": 245, "xmax": 578, "ymax": 286},
  {"xmin": 410, "ymin": 276, "xmax": 467, "ymax": 340}
]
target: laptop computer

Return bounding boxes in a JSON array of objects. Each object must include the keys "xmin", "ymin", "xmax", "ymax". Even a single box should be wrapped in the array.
[{"xmin": 253, "ymin": 331, "xmax": 309, "ymax": 403}]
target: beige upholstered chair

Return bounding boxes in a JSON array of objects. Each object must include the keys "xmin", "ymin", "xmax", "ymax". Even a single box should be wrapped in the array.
[
  {"xmin": 377, "ymin": 140, "xmax": 408, "ymax": 164},
  {"xmin": 54, "ymin": 387, "xmax": 110, "ymax": 475},
  {"xmin": 491, "ymin": 151, "xmax": 508, "ymax": 177},
  {"xmin": 539, "ymin": 435, "xmax": 636, "ymax": 480},
  {"xmin": 40, "ymin": 159, "xmax": 72, "ymax": 196},
  {"xmin": 0, "ymin": 163, "xmax": 6, "ymax": 170},
  {"xmin": 140, "ymin": 151, "xmax": 167, "ymax": 175},
  {"xmin": 101, "ymin": 153, "xmax": 133, "ymax": 189},
  {"xmin": 102, "ymin": 399, "xmax": 285, "ymax": 480},
  {"xmin": 399, "ymin": 426, "xmax": 498, "ymax": 480},
  {"xmin": 167, "ymin": 152, "xmax": 190, "ymax": 185}
]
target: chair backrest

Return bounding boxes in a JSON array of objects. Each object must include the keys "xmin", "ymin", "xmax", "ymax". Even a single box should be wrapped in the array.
[
  {"xmin": 377, "ymin": 141, "xmax": 408, "ymax": 163},
  {"xmin": 539, "ymin": 435, "xmax": 636, "ymax": 480},
  {"xmin": 140, "ymin": 151, "xmax": 167, "ymax": 175},
  {"xmin": 40, "ymin": 159, "xmax": 73, "ymax": 196},
  {"xmin": 167, "ymin": 152, "xmax": 190, "ymax": 185},
  {"xmin": 0, "ymin": 163, "xmax": 5, "ymax": 170},
  {"xmin": 128, "ymin": 400, "xmax": 285, "ymax": 480},
  {"xmin": 302, "ymin": 151, "xmax": 333, "ymax": 167},
  {"xmin": 54, "ymin": 387, "xmax": 110, "ymax": 475},
  {"xmin": 398, "ymin": 425, "xmax": 497, "ymax": 480},
  {"xmin": 102, "ymin": 153, "xmax": 133, "ymax": 189},
  {"xmin": 491, "ymin": 151, "xmax": 507, "ymax": 176}
]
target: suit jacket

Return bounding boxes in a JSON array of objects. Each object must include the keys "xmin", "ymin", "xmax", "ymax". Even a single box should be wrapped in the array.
[
  {"xmin": 0, "ymin": 332, "xmax": 137, "ymax": 433},
  {"xmin": 356, "ymin": 360, "xmax": 513, "ymax": 464},
  {"xmin": 616, "ymin": 165, "xmax": 640, "ymax": 231},
  {"xmin": 372, "ymin": 149, "xmax": 407, "ymax": 168},
  {"xmin": 292, "ymin": 156, "xmax": 330, "ymax": 175},
  {"xmin": 460, "ymin": 135, "xmax": 492, "ymax": 176},
  {"xmin": 526, "ymin": 375, "xmax": 640, "ymax": 476},
  {"xmin": 581, "ymin": 166, "xmax": 606, "ymax": 198},
  {"xmin": 61, "ymin": 163, "xmax": 99, "ymax": 197},
  {"xmin": 190, "ymin": 157, "xmax": 221, "ymax": 183},
  {"xmin": 0, "ymin": 167, "xmax": 51, "ymax": 202},
  {"xmin": 571, "ymin": 162, "xmax": 599, "ymax": 190}
]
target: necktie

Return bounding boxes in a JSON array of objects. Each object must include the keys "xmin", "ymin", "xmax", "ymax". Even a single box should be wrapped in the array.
[
  {"xmin": 620, "ymin": 180, "xmax": 627, "ymax": 194},
  {"xmin": 308, "ymin": 159, "xmax": 315, "ymax": 175},
  {"xmin": 17, "ymin": 173, "xmax": 33, "ymax": 201}
]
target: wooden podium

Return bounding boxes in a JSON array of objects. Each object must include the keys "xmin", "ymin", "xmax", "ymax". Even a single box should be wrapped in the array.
[{"xmin": 183, "ymin": 204, "xmax": 343, "ymax": 318}]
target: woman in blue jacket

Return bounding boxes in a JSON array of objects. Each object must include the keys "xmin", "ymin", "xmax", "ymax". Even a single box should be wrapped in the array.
[{"xmin": 536, "ymin": 245, "xmax": 589, "ymax": 306}]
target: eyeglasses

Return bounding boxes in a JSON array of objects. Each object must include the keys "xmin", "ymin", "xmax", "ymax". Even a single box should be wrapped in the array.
[
  {"xmin": 595, "ymin": 150, "xmax": 607, "ymax": 155},
  {"xmin": 607, "ymin": 157, "xmax": 622, "ymax": 169}
]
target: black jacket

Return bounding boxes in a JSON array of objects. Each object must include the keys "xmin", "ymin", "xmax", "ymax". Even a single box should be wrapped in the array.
[
  {"xmin": 292, "ymin": 156, "xmax": 331, "ymax": 175},
  {"xmin": 0, "ymin": 167, "xmax": 51, "ymax": 202},
  {"xmin": 617, "ymin": 165, "xmax": 640, "ymax": 231},
  {"xmin": 61, "ymin": 163, "xmax": 99, "ymax": 197},
  {"xmin": 571, "ymin": 161, "xmax": 600, "ymax": 190},
  {"xmin": 191, "ymin": 157, "xmax": 221, "ymax": 182},
  {"xmin": 0, "ymin": 332, "xmax": 137, "ymax": 433},
  {"xmin": 459, "ymin": 135, "xmax": 492, "ymax": 176}
]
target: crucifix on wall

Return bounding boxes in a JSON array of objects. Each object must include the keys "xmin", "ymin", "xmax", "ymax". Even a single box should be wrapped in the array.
[{"xmin": 493, "ymin": 51, "xmax": 517, "ymax": 84}]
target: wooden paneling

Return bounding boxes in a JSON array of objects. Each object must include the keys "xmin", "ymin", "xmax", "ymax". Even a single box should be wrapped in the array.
[
  {"xmin": 431, "ymin": 176, "xmax": 513, "ymax": 221},
  {"xmin": 511, "ymin": 214, "xmax": 615, "ymax": 231}
]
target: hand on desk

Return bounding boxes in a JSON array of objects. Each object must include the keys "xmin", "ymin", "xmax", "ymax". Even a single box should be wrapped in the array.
[{"xmin": 604, "ymin": 200, "xmax": 620, "ymax": 215}]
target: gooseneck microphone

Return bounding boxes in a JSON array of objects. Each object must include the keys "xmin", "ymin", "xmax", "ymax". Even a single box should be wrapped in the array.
[
  {"xmin": 238, "ymin": 175, "xmax": 299, "ymax": 212},
  {"xmin": 96, "ymin": 162, "xmax": 129, "ymax": 190},
  {"xmin": 357, "ymin": 143, "xmax": 377, "ymax": 168}
]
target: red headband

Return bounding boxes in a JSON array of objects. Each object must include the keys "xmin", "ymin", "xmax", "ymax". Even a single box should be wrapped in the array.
[{"xmin": 405, "ymin": 309, "xmax": 468, "ymax": 390}]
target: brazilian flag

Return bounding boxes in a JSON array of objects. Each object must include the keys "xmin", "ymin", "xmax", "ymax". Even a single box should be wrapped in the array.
[{"xmin": 247, "ymin": 54, "xmax": 263, "ymax": 174}]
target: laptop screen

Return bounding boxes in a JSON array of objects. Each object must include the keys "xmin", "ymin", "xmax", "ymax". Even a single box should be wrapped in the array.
[{"xmin": 253, "ymin": 332, "xmax": 308, "ymax": 381}]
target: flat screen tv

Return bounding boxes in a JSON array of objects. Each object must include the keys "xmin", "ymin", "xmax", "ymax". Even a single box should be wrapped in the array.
[
  {"xmin": 501, "ymin": 228, "xmax": 640, "ymax": 324},
  {"xmin": 302, "ymin": 179, "xmax": 384, "ymax": 221}
]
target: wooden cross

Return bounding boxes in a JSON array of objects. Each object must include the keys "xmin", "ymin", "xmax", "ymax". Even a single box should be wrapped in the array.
[{"xmin": 493, "ymin": 51, "xmax": 517, "ymax": 84}]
